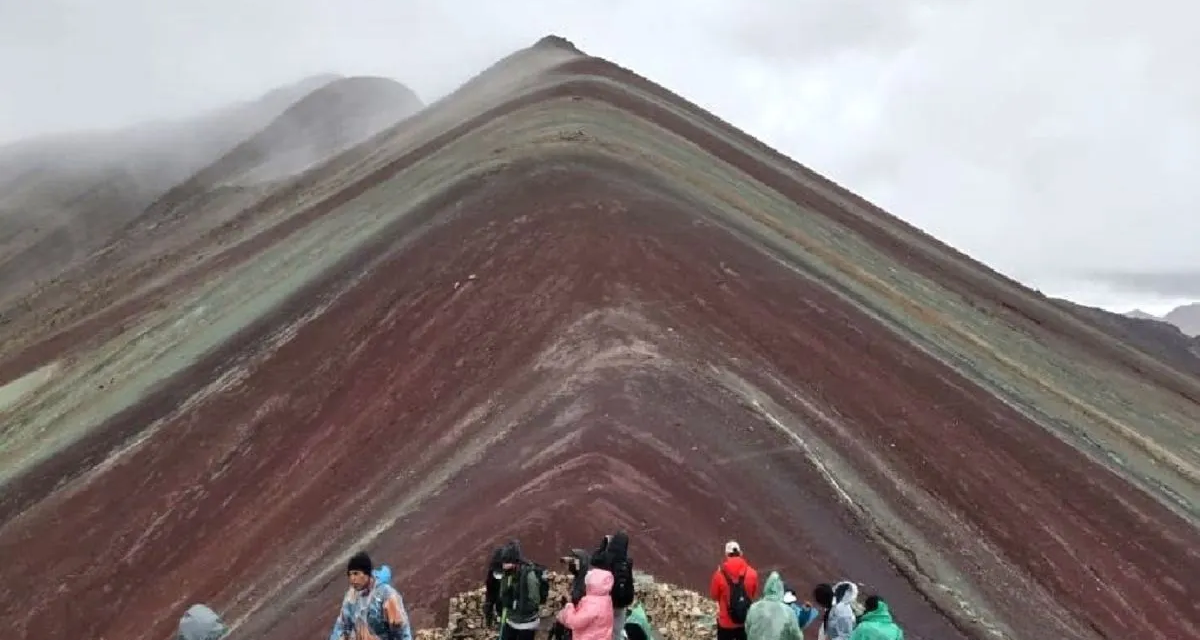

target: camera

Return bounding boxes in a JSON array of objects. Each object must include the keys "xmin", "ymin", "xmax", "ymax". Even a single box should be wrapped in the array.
[{"xmin": 559, "ymin": 555, "xmax": 582, "ymax": 576}]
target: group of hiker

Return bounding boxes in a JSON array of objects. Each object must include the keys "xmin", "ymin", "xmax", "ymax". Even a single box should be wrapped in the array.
[
  {"xmin": 479, "ymin": 534, "xmax": 904, "ymax": 640},
  {"xmin": 174, "ymin": 535, "xmax": 904, "ymax": 640},
  {"xmin": 709, "ymin": 541, "xmax": 904, "ymax": 640},
  {"xmin": 484, "ymin": 532, "xmax": 647, "ymax": 640}
]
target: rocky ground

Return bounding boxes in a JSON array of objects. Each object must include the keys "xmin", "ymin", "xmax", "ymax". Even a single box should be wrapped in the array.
[{"xmin": 415, "ymin": 572, "xmax": 716, "ymax": 640}]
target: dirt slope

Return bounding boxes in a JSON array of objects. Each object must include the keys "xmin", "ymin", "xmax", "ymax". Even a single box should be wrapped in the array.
[{"xmin": 0, "ymin": 35, "xmax": 1197, "ymax": 640}]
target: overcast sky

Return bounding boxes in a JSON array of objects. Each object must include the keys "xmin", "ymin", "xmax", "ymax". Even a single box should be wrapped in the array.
[{"xmin": 1, "ymin": 0, "xmax": 1196, "ymax": 314}]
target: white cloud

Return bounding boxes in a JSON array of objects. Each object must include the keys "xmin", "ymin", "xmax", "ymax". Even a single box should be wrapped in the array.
[{"xmin": 1, "ymin": 0, "xmax": 1197, "ymax": 310}]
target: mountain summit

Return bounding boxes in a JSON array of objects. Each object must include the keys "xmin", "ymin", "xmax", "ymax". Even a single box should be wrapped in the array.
[{"xmin": 0, "ymin": 35, "xmax": 1195, "ymax": 640}]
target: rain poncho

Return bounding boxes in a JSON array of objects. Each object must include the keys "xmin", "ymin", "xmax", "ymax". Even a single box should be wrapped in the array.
[
  {"xmin": 623, "ymin": 602, "xmax": 660, "ymax": 640},
  {"xmin": 177, "ymin": 604, "xmax": 228, "ymax": 640},
  {"xmin": 819, "ymin": 581, "xmax": 860, "ymax": 640},
  {"xmin": 328, "ymin": 576, "xmax": 412, "ymax": 640},
  {"xmin": 744, "ymin": 572, "xmax": 802, "ymax": 640},
  {"xmin": 850, "ymin": 599, "xmax": 903, "ymax": 640}
]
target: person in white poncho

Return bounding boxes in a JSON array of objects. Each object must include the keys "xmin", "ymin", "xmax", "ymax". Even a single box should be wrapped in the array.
[
  {"xmin": 813, "ymin": 581, "xmax": 862, "ymax": 640},
  {"xmin": 177, "ymin": 604, "xmax": 228, "ymax": 640}
]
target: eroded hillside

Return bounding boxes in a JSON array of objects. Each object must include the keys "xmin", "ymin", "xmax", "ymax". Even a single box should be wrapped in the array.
[{"xmin": 0, "ymin": 36, "xmax": 1196, "ymax": 640}]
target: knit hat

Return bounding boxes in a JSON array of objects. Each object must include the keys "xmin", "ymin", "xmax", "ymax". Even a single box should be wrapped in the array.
[
  {"xmin": 813, "ymin": 583, "xmax": 834, "ymax": 608},
  {"xmin": 347, "ymin": 551, "xmax": 373, "ymax": 575}
]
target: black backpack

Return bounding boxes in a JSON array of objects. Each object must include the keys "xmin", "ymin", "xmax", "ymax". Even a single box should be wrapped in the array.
[
  {"xmin": 607, "ymin": 532, "xmax": 635, "ymax": 608},
  {"xmin": 610, "ymin": 557, "xmax": 635, "ymax": 608},
  {"xmin": 722, "ymin": 569, "xmax": 752, "ymax": 625}
]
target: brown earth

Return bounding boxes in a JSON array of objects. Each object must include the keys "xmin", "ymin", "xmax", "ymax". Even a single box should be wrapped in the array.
[{"xmin": 0, "ymin": 36, "xmax": 1197, "ymax": 640}]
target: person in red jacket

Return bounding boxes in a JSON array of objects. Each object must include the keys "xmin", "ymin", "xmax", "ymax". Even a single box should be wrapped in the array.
[{"xmin": 709, "ymin": 540, "xmax": 760, "ymax": 640}]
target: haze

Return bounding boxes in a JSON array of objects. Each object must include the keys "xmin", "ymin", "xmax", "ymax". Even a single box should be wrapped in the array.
[{"xmin": 2, "ymin": 0, "xmax": 1196, "ymax": 313}]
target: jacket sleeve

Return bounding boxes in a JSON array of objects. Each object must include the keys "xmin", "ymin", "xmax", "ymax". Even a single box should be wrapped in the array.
[
  {"xmin": 384, "ymin": 588, "xmax": 412, "ymax": 638},
  {"xmin": 485, "ymin": 572, "xmax": 500, "ymax": 609},
  {"xmin": 557, "ymin": 600, "xmax": 599, "ymax": 630},
  {"xmin": 330, "ymin": 593, "xmax": 353, "ymax": 640},
  {"xmin": 709, "ymin": 569, "xmax": 723, "ymax": 601},
  {"xmin": 747, "ymin": 570, "xmax": 760, "ymax": 600}
]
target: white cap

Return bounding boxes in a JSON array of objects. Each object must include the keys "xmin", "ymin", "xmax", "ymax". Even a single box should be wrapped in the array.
[
  {"xmin": 783, "ymin": 591, "xmax": 797, "ymax": 604},
  {"xmin": 724, "ymin": 540, "xmax": 741, "ymax": 555}
]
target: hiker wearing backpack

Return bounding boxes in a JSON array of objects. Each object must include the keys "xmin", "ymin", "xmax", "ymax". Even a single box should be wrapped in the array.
[
  {"xmin": 589, "ymin": 531, "xmax": 636, "ymax": 640},
  {"xmin": 744, "ymin": 572, "xmax": 802, "ymax": 640},
  {"xmin": 330, "ymin": 551, "xmax": 413, "ymax": 640},
  {"xmin": 555, "ymin": 563, "xmax": 615, "ymax": 640},
  {"xmin": 708, "ymin": 540, "xmax": 760, "ymax": 640},
  {"xmin": 850, "ymin": 596, "xmax": 903, "ymax": 640},
  {"xmin": 496, "ymin": 540, "xmax": 550, "ymax": 640}
]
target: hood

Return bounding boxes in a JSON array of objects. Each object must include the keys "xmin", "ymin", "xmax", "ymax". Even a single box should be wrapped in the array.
[
  {"xmin": 373, "ymin": 565, "xmax": 392, "ymax": 586},
  {"xmin": 720, "ymin": 555, "xmax": 750, "ymax": 576},
  {"xmin": 500, "ymin": 539, "xmax": 523, "ymax": 565},
  {"xmin": 489, "ymin": 546, "xmax": 506, "ymax": 578},
  {"xmin": 860, "ymin": 599, "xmax": 895, "ymax": 624},
  {"xmin": 832, "ymin": 581, "xmax": 858, "ymax": 607},
  {"xmin": 607, "ymin": 531, "xmax": 629, "ymax": 561},
  {"xmin": 591, "ymin": 535, "xmax": 613, "ymax": 568},
  {"xmin": 178, "ymin": 604, "xmax": 227, "ymax": 640},
  {"xmin": 761, "ymin": 571, "xmax": 785, "ymax": 601},
  {"xmin": 585, "ymin": 567, "xmax": 614, "ymax": 597}
]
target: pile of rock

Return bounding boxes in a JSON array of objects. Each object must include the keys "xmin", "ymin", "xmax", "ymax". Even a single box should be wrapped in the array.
[{"xmin": 415, "ymin": 571, "xmax": 715, "ymax": 640}]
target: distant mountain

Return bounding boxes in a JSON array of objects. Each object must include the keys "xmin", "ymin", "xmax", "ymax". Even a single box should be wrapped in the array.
[
  {"xmin": 138, "ymin": 76, "xmax": 423, "ymax": 226},
  {"xmin": 0, "ymin": 73, "xmax": 349, "ymax": 302},
  {"xmin": 0, "ymin": 74, "xmax": 425, "ymax": 304},
  {"xmin": 1124, "ymin": 309, "xmax": 1160, "ymax": 321},
  {"xmin": 1163, "ymin": 303, "xmax": 1200, "ymax": 336},
  {"xmin": 1121, "ymin": 303, "xmax": 1200, "ymax": 336},
  {"xmin": 1059, "ymin": 300, "xmax": 1200, "ymax": 376}
]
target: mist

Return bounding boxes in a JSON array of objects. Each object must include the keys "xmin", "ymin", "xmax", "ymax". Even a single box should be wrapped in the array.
[{"xmin": 2, "ymin": 0, "xmax": 1198, "ymax": 312}]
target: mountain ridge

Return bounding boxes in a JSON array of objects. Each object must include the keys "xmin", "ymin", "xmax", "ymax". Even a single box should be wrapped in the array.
[
  {"xmin": 1123, "ymin": 302, "xmax": 1200, "ymax": 336},
  {"xmin": 0, "ymin": 72, "xmax": 420, "ymax": 306},
  {"xmin": 0, "ymin": 35, "xmax": 1195, "ymax": 640}
]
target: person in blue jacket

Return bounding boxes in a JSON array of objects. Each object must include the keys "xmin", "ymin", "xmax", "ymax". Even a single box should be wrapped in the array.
[{"xmin": 781, "ymin": 584, "xmax": 820, "ymax": 631}]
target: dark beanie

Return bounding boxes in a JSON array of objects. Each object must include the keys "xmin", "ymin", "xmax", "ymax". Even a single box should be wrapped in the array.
[
  {"xmin": 347, "ymin": 551, "xmax": 373, "ymax": 575},
  {"xmin": 813, "ymin": 583, "xmax": 834, "ymax": 608},
  {"xmin": 864, "ymin": 595, "xmax": 881, "ymax": 613}
]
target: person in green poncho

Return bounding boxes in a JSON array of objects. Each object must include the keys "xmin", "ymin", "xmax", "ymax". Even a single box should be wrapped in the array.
[
  {"xmin": 744, "ymin": 572, "xmax": 802, "ymax": 640},
  {"xmin": 621, "ymin": 601, "xmax": 659, "ymax": 640},
  {"xmin": 850, "ymin": 596, "xmax": 903, "ymax": 640}
]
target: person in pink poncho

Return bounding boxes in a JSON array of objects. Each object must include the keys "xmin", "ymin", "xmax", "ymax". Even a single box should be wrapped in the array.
[{"xmin": 556, "ymin": 566, "xmax": 615, "ymax": 640}]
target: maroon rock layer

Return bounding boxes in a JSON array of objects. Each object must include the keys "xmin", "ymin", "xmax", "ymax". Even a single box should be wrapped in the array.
[{"xmin": 0, "ymin": 37, "xmax": 1196, "ymax": 640}]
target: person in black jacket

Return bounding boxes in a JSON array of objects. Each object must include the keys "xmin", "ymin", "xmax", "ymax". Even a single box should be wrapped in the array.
[
  {"xmin": 483, "ymin": 546, "xmax": 506, "ymax": 628},
  {"xmin": 590, "ymin": 531, "xmax": 635, "ymax": 640},
  {"xmin": 493, "ymin": 540, "xmax": 544, "ymax": 640}
]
